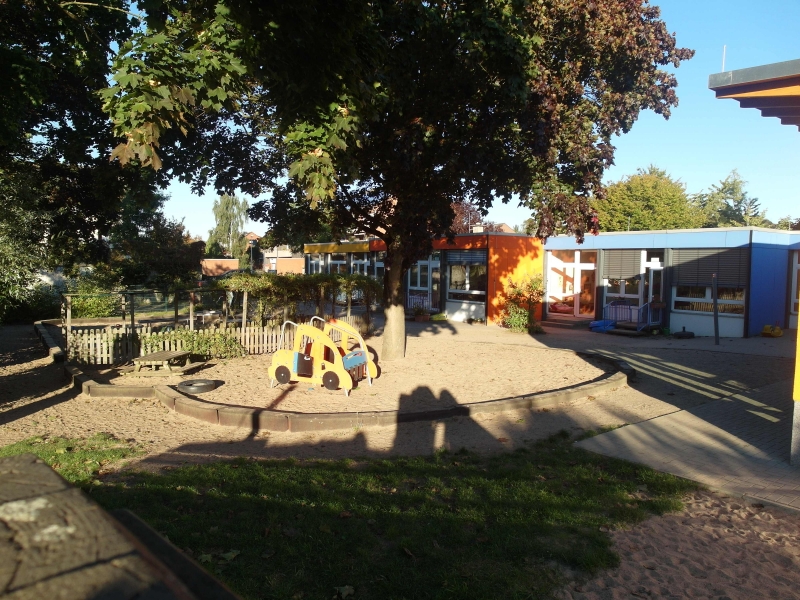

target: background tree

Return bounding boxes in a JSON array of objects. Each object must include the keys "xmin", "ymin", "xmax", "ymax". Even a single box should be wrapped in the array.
[
  {"xmin": 450, "ymin": 201, "xmax": 507, "ymax": 234},
  {"xmin": 109, "ymin": 190, "xmax": 205, "ymax": 287},
  {"xmin": 695, "ymin": 170, "xmax": 770, "ymax": 228},
  {"xmin": 777, "ymin": 216, "xmax": 800, "ymax": 231},
  {"xmin": 593, "ymin": 166, "xmax": 704, "ymax": 232},
  {"xmin": 206, "ymin": 194, "xmax": 249, "ymax": 258},
  {"xmin": 104, "ymin": 0, "xmax": 692, "ymax": 360}
]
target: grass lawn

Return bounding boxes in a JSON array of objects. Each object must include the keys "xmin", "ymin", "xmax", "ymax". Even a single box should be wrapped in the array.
[{"xmin": 1, "ymin": 431, "xmax": 698, "ymax": 599}]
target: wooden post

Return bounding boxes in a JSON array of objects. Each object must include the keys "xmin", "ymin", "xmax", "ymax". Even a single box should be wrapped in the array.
[
  {"xmin": 128, "ymin": 293, "xmax": 137, "ymax": 356},
  {"xmin": 65, "ymin": 295, "xmax": 72, "ymax": 358},
  {"xmin": 189, "ymin": 292, "xmax": 195, "ymax": 331},
  {"xmin": 173, "ymin": 290, "xmax": 179, "ymax": 328},
  {"xmin": 241, "ymin": 290, "xmax": 248, "ymax": 343}
]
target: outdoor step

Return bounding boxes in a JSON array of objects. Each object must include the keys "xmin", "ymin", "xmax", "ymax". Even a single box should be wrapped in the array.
[
  {"xmin": 605, "ymin": 327, "xmax": 647, "ymax": 337},
  {"xmin": 543, "ymin": 317, "xmax": 595, "ymax": 329}
]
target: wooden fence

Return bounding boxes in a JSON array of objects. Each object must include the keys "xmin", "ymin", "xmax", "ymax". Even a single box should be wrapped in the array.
[{"xmin": 64, "ymin": 315, "xmax": 372, "ymax": 365}]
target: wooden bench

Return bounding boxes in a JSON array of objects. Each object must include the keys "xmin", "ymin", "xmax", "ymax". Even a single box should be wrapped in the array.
[{"xmin": 125, "ymin": 350, "xmax": 205, "ymax": 377}]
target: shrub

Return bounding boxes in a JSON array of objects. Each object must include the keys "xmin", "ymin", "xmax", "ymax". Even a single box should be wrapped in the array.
[
  {"xmin": 500, "ymin": 274, "xmax": 545, "ymax": 334},
  {"xmin": 140, "ymin": 328, "xmax": 246, "ymax": 359},
  {"xmin": 68, "ymin": 267, "xmax": 122, "ymax": 318},
  {"xmin": 2, "ymin": 284, "xmax": 61, "ymax": 324}
]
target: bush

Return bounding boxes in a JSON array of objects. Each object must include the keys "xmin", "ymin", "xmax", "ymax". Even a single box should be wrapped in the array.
[
  {"xmin": 2, "ymin": 284, "xmax": 61, "ymax": 324},
  {"xmin": 140, "ymin": 329, "xmax": 246, "ymax": 359},
  {"xmin": 68, "ymin": 267, "xmax": 122, "ymax": 318},
  {"xmin": 500, "ymin": 274, "xmax": 545, "ymax": 334},
  {"xmin": 500, "ymin": 304, "xmax": 530, "ymax": 332}
]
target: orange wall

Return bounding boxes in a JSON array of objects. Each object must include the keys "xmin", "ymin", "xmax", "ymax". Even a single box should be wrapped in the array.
[
  {"xmin": 277, "ymin": 258, "xmax": 305, "ymax": 274},
  {"xmin": 433, "ymin": 234, "xmax": 488, "ymax": 250},
  {"xmin": 487, "ymin": 236, "xmax": 544, "ymax": 325},
  {"xmin": 201, "ymin": 259, "xmax": 239, "ymax": 276}
]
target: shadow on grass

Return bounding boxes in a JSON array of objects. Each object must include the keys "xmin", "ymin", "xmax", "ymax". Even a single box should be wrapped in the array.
[{"xmin": 3, "ymin": 430, "xmax": 698, "ymax": 600}]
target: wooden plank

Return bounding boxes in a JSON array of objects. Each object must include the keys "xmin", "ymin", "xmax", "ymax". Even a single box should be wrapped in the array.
[
  {"xmin": 0, "ymin": 482, "xmax": 135, "ymax": 591},
  {"xmin": 0, "ymin": 454, "xmax": 231, "ymax": 599}
]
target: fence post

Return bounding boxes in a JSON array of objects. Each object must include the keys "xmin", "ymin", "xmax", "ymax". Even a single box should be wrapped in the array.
[
  {"xmin": 241, "ymin": 290, "xmax": 248, "ymax": 343},
  {"xmin": 64, "ymin": 295, "xmax": 72, "ymax": 359},
  {"xmin": 189, "ymin": 292, "xmax": 195, "ymax": 331},
  {"xmin": 173, "ymin": 290, "xmax": 179, "ymax": 328}
]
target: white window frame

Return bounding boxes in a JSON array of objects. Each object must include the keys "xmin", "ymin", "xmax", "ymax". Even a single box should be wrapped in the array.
[
  {"xmin": 447, "ymin": 263, "xmax": 487, "ymax": 304},
  {"xmin": 351, "ymin": 252, "xmax": 369, "ymax": 275},
  {"xmin": 672, "ymin": 284, "xmax": 745, "ymax": 317}
]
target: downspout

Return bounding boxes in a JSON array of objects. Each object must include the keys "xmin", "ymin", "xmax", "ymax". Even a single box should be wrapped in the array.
[
  {"xmin": 484, "ymin": 234, "xmax": 489, "ymax": 324},
  {"xmin": 743, "ymin": 229, "xmax": 753, "ymax": 338},
  {"xmin": 542, "ymin": 249, "xmax": 550, "ymax": 322}
]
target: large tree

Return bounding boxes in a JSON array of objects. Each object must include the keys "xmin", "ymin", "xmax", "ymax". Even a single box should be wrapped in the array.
[
  {"xmin": 695, "ymin": 170, "xmax": 769, "ymax": 228},
  {"xmin": 593, "ymin": 166, "xmax": 704, "ymax": 232},
  {"xmin": 104, "ymin": 0, "xmax": 692, "ymax": 360},
  {"xmin": 1, "ymin": 0, "xmax": 159, "ymax": 268}
]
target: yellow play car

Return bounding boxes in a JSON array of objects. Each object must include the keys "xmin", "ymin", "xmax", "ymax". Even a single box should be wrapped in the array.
[{"xmin": 268, "ymin": 317, "xmax": 378, "ymax": 396}]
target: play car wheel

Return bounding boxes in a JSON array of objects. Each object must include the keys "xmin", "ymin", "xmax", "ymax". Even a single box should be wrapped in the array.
[
  {"xmin": 177, "ymin": 379, "xmax": 216, "ymax": 394},
  {"xmin": 322, "ymin": 371, "xmax": 339, "ymax": 390},
  {"xmin": 275, "ymin": 365, "xmax": 291, "ymax": 384}
]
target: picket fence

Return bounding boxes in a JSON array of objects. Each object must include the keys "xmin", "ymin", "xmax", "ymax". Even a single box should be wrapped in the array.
[{"xmin": 64, "ymin": 315, "xmax": 372, "ymax": 365}]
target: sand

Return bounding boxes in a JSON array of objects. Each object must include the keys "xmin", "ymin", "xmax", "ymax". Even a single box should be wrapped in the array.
[
  {"xmin": 3, "ymin": 323, "xmax": 800, "ymax": 599},
  {"xmin": 557, "ymin": 491, "xmax": 800, "ymax": 600},
  {"xmin": 81, "ymin": 336, "xmax": 613, "ymax": 413}
]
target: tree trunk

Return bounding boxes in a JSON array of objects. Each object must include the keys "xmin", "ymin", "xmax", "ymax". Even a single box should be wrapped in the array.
[{"xmin": 381, "ymin": 248, "xmax": 406, "ymax": 361}]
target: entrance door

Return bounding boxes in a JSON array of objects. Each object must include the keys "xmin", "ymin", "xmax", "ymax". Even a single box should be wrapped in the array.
[
  {"xmin": 644, "ymin": 267, "xmax": 663, "ymax": 304},
  {"xmin": 548, "ymin": 250, "xmax": 597, "ymax": 317},
  {"xmin": 547, "ymin": 254, "xmax": 576, "ymax": 315},
  {"xmin": 431, "ymin": 267, "xmax": 440, "ymax": 310}
]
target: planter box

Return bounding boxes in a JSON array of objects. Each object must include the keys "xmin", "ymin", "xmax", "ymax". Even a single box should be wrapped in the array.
[{"xmin": 414, "ymin": 315, "xmax": 430, "ymax": 322}]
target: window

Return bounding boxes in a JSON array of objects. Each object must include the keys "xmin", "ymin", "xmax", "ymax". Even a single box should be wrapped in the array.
[
  {"xmin": 409, "ymin": 264, "xmax": 420, "ymax": 287},
  {"xmin": 448, "ymin": 264, "xmax": 487, "ymax": 302},
  {"xmin": 605, "ymin": 275, "xmax": 640, "ymax": 306},
  {"xmin": 372, "ymin": 251, "xmax": 385, "ymax": 280},
  {"xmin": 446, "ymin": 249, "xmax": 487, "ymax": 302},
  {"xmin": 308, "ymin": 254, "xmax": 323, "ymax": 274},
  {"xmin": 352, "ymin": 252, "xmax": 369, "ymax": 275},
  {"xmin": 328, "ymin": 252, "xmax": 347, "ymax": 274},
  {"xmin": 552, "ymin": 250, "xmax": 575, "ymax": 263},
  {"xmin": 672, "ymin": 285, "xmax": 745, "ymax": 315}
]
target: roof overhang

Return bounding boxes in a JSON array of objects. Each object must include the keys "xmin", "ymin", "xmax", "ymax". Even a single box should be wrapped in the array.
[{"xmin": 709, "ymin": 58, "xmax": 800, "ymax": 131}]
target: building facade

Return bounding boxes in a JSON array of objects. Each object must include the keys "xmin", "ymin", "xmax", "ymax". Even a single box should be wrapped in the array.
[
  {"xmin": 303, "ymin": 227, "xmax": 800, "ymax": 336},
  {"xmin": 304, "ymin": 233, "xmax": 544, "ymax": 324},
  {"xmin": 544, "ymin": 227, "xmax": 800, "ymax": 337}
]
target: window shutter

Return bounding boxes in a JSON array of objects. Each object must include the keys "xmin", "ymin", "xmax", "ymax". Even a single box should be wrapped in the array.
[
  {"xmin": 446, "ymin": 250, "xmax": 487, "ymax": 264},
  {"xmin": 602, "ymin": 250, "xmax": 640, "ymax": 279},
  {"xmin": 672, "ymin": 248, "xmax": 749, "ymax": 287}
]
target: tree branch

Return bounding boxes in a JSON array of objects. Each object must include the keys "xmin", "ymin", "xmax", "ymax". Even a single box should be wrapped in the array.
[{"xmin": 59, "ymin": 1, "xmax": 143, "ymax": 20}]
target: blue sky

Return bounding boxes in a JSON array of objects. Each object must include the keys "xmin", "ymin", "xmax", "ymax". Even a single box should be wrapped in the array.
[{"xmin": 164, "ymin": 0, "xmax": 800, "ymax": 238}]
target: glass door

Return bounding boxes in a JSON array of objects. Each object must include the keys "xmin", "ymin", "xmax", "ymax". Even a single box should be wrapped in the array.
[{"xmin": 646, "ymin": 268, "xmax": 663, "ymax": 304}]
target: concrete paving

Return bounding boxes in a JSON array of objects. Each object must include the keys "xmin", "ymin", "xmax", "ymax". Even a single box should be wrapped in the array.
[{"xmin": 572, "ymin": 324, "xmax": 800, "ymax": 512}]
